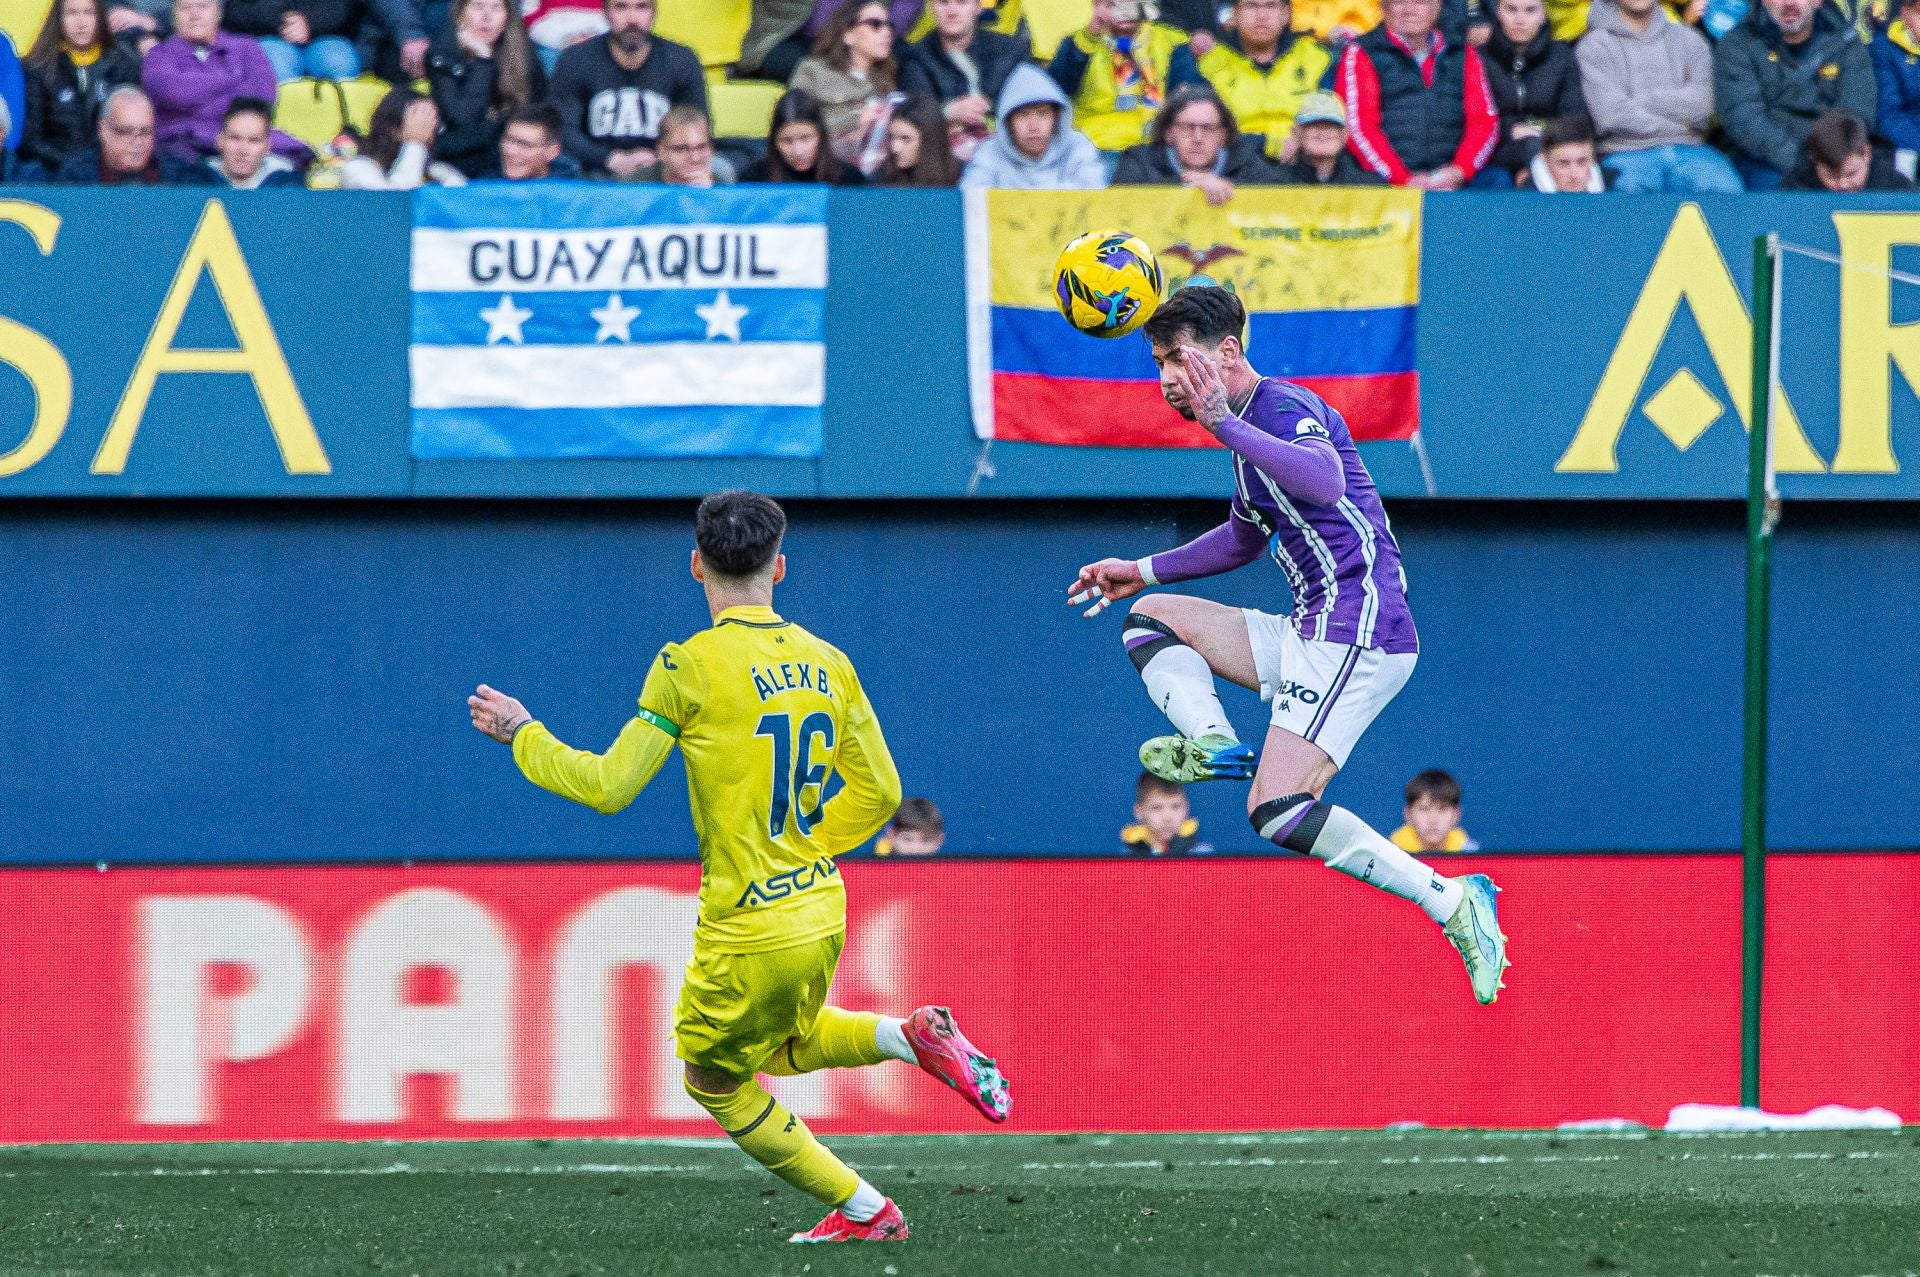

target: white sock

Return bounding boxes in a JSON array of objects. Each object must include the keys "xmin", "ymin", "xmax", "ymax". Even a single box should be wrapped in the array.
[
  {"xmin": 1137, "ymin": 645, "xmax": 1236, "ymax": 741},
  {"xmin": 841, "ymin": 1177, "xmax": 886, "ymax": 1222},
  {"xmin": 1313, "ymin": 806, "xmax": 1464, "ymax": 923},
  {"xmin": 873, "ymin": 1016, "xmax": 915, "ymax": 1063}
]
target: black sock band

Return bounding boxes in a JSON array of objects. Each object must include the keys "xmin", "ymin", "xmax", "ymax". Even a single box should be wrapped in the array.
[
  {"xmin": 1123, "ymin": 613, "xmax": 1184, "ymax": 672},
  {"xmin": 1251, "ymin": 792, "xmax": 1330, "ymax": 853}
]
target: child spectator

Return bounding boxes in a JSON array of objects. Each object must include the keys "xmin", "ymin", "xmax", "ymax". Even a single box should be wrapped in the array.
[
  {"xmin": 1481, "ymin": 0, "xmax": 1584, "ymax": 181},
  {"xmin": 1783, "ymin": 107, "xmax": 1917, "ymax": 188},
  {"xmin": 1332, "ymin": 0, "xmax": 1500, "ymax": 188},
  {"xmin": 1196, "ymin": 0, "xmax": 1330, "ymax": 160},
  {"xmin": 739, "ymin": 87, "xmax": 866, "ymax": 181},
  {"xmin": 874, "ymin": 797, "xmax": 945, "ymax": 856},
  {"xmin": 625, "ymin": 102, "xmax": 731, "ymax": 182},
  {"xmin": 1523, "ymin": 111, "xmax": 1605, "ymax": 188},
  {"xmin": 1390, "ymin": 769, "xmax": 1480, "ymax": 853},
  {"xmin": 789, "ymin": 0, "xmax": 898, "ymax": 167},
  {"xmin": 1048, "ymin": 0, "xmax": 1204, "ymax": 152},
  {"xmin": 547, "ymin": 0, "xmax": 706, "ymax": 178},
  {"xmin": 1714, "ymin": 0, "xmax": 1876, "ymax": 191},
  {"xmin": 54, "ymin": 83, "xmax": 214, "ymax": 179},
  {"xmin": 1871, "ymin": 0, "xmax": 1920, "ymax": 162},
  {"xmin": 427, "ymin": 0, "xmax": 546, "ymax": 179},
  {"xmin": 899, "ymin": 0, "xmax": 1027, "ymax": 159},
  {"xmin": 338, "ymin": 85, "xmax": 469, "ymax": 185},
  {"xmin": 489, "ymin": 98, "xmax": 573, "ymax": 175},
  {"xmin": 206, "ymin": 93, "xmax": 301, "ymax": 182},
  {"xmin": 1273, "ymin": 90, "xmax": 1385, "ymax": 181},
  {"xmin": 960, "ymin": 61, "xmax": 1107, "ymax": 186},
  {"xmin": 145, "ymin": 0, "xmax": 310, "ymax": 162},
  {"xmin": 1122, "ymin": 772, "xmax": 1213, "ymax": 856},
  {"xmin": 874, "ymin": 92, "xmax": 961, "ymax": 182},
  {"xmin": 21, "ymin": 0, "xmax": 144, "ymax": 177},
  {"xmin": 223, "ymin": 0, "xmax": 365, "ymax": 82},
  {"xmin": 1111, "ymin": 83, "xmax": 1282, "ymax": 201},
  {"xmin": 1578, "ymin": 0, "xmax": 1740, "ymax": 193}
]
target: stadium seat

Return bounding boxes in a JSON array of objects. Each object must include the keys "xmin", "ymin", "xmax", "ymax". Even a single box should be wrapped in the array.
[
  {"xmin": 654, "ymin": 0, "xmax": 752, "ymax": 70},
  {"xmin": 1, "ymin": 0, "xmax": 51, "ymax": 54},
  {"xmin": 1022, "ymin": 0, "xmax": 1089, "ymax": 56},
  {"xmin": 274, "ymin": 78, "xmax": 349, "ymax": 153},
  {"xmin": 338, "ymin": 76, "xmax": 395, "ymax": 134},
  {"xmin": 711, "ymin": 80, "xmax": 784, "ymax": 140}
]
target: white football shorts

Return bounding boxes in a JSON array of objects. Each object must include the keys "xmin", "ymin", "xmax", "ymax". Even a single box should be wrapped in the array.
[{"xmin": 1241, "ymin": 608, "xmax": 1417, "ymax": 769}]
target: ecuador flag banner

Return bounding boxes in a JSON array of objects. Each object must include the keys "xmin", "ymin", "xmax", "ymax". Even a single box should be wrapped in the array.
[{"xmin": 965, "ymin": 187, "xmax": 1423, "ymax": 448}]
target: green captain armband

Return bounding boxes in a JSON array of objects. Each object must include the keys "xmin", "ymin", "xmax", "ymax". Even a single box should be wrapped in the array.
[{"xmin": 635, "ymin": 707, "xmax": 680, "ymax": 738}]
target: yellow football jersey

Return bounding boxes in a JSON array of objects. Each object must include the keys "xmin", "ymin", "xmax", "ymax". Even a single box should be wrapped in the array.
[{"xmin": 512, "ymin": 604, "xmax": 901, "ymax": 954}]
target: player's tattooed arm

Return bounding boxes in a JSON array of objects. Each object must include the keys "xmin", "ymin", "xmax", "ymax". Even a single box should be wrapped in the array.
[
  {"xmin": 469, "ymin": 684, "xmax": 533, "ymax": 744},
  {"xmin": 1178, "ymin": 346, "xmax": 1233, "ymax": 433}
]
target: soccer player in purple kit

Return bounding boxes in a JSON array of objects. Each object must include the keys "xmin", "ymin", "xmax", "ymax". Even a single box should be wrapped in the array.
[{"xmin": 1068, "ymin": 286, "xmax": 1511, "ymax": 1004}]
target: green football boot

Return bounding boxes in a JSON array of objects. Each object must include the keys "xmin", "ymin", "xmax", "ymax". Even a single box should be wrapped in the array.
[
  {"xmin": 1442, "ymin": 873, "xmax": 1510, "ymax": 1005},
  {"xmin": 1139, "ymin": 732, "xmax": 1258, "ymax": 783}
]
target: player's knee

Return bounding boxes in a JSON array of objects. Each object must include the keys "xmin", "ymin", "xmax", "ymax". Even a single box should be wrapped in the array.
[
  {"xmin": 683, "ymin": 1064, "xmax": 743, "ymax": 1105},
  {"xmin": 1121, "ymin": 608, "xmax": 1184, "ymax": 671},
  {"xmin": 1250, "ymin": 791, "xmax": 1330, "ymax": 853}
]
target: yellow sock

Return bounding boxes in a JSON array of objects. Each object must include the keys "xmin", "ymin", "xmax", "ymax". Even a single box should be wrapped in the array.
[
  {"xmin": 686, "ymin": 1078, "xmax": 859, "ymax": 1207},
  {"xmin": 760, "ymin": 1007, "xmax": 889, "ymax": 1076}
]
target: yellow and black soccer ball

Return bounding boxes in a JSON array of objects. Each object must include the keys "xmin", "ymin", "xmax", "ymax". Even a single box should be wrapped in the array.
[{"xmin": 1051, "ymin": 229, "xmax": 1164, "ymax": 339}]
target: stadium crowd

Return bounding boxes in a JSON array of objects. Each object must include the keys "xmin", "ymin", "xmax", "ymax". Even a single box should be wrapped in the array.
[{"xmin": 0, "ymin": 0, "xmax": 1911, "ymax": 189}]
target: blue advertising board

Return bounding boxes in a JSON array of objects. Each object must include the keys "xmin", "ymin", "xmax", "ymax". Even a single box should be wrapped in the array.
[{"xmin": 2, "ymin": 189, "xmax": 1919, "ymax": 498}]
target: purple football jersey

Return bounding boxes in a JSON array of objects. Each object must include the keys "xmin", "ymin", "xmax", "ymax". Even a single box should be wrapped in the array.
[{"xmin": 1229, "ymin": 379, "xmax": 1419, "ymax": 655}]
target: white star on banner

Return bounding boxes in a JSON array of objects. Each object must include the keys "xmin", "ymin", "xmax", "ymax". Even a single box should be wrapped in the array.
[
  {"xmin": 591, "ymin": 292, "xmax": 641, "ymax": 343},
  {"xmin": 696, "ymin": 289, "xmax": 749, "ymax": 343},
  {"xmin": 480, "ymin": 294, "xmax": 534, "ymax": 345}
]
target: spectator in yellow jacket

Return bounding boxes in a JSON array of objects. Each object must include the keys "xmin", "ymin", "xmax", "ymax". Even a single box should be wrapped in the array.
[
  {"xmin": 1199, "ymin": 0, "xmax": 1332, "ymax": 155},
  {"xmin": 1048, "ymin": 0, "xmax": 1205, "ymax": 150}
]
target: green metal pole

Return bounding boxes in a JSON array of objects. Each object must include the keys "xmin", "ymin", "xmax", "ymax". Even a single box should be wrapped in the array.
[{"xmin": 1741, "ymin": 236, "xmax": 1778, "ymax": 1110}]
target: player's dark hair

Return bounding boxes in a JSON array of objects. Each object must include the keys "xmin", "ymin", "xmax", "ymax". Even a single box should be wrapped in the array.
[
  {"xmin": 1142, "ymin": 285, "xmax": 1247, "ymax": 351},
  {"xmin": 1136, "ymin": 771, "xmax": 1186, "ymax": 802},
  {"xmin": 695, "ymin": 490, "xmax": 787, "ymax": 579},
  {"xmin": 891, "ymin": 797, "xmax": 944, "ymax": 835},
  {"xmin": 1404, "ymin": 769, "xmax": 1463, "ymax": 808}
]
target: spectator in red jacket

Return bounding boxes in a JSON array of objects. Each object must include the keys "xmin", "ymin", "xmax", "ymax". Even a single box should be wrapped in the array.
[{"xmin": 1332, "ymin": 0, "xmax": 1501, "ymax": 188}]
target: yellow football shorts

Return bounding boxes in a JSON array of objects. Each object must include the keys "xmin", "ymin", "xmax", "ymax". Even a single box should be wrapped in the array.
[{"xmin": 674, "ymin": 931, "xmax": 845, "ymax": 1079}]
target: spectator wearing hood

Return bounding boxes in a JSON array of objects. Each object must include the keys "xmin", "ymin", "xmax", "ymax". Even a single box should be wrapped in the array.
[
  {"xmin": 1578, "ymin": 0, "xmax": 1741, "ymax": 192},
  {"xmin": 144, "ymin": 0, "xmax": 309, "ymax": 162},
  {"xmin": 1522, "ymin": 110, "xmax": 1606, "ymax": 187},
  {"xmin": 1715, "ymin": 0, "xmax": 1876, "ymax": 190},
  {"xmin": 1048, "ymin": 0, "xmax": 1204, "ymax": 151},
  {"xmin": 1871, "ymin": 0, "xmax": 1920, "ymax": 158},
  {"xmin": 1112, "ymin": 83, "xmax": 1283, "ymax": 199},
  {"xmin": 900, "ymin": 0, "xmax": 1029, "ymax": 149},
  {"xmin": 961, "ymin": 61, "xmax": 1107, "ymax": 185},
  {"xmin": 1481, "ymin": 0, "xmax": 1584, "ymax": 179},
  {"xmin": 1273, "ymin": 88, "xmax": 1387, "ymax": 179},
  {"xmin": 1197, "ymin": 0, "xmax": 1330, "ymax": 158},
  {"xmin": 21, "ymin": 0, "xmax": 144, "ymax": 175},
  {"xmin": 1332, "ymin": 0, "xmax": 1501, "ymax": 188},
  {"xmin": 1783, "ymin": 106, "xmax": 1918, "ymax": 186}
]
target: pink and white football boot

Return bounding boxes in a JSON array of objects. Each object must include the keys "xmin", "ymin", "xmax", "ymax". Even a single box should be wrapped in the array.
[
  {"xmin": 789, "ymin": 1198, "xmax": 909, "ymax": 1243},
  {"xmin": 904, "ymin": 1005, "xmax": 1011, "ymax": 1123}
]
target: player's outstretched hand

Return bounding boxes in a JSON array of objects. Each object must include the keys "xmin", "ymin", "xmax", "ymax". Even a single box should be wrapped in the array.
[
  {"xmin": 469, "ymin": 684, "xmax": 532, "ymax": 744},
  {"xmin": 1067, "ymin": 557, "xmax": 1146, "ymax": 618}
]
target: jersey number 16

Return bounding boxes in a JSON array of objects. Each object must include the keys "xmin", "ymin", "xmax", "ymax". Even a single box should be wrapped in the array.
[{"xmin": 754, "ymin": 711, "xmax": 835, "ymax": 839}]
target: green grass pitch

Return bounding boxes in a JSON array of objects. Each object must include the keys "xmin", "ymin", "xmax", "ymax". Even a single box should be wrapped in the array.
[{"xmin": 0, "ymin": 1129, "xmax": 1913, "ymax": 1276}]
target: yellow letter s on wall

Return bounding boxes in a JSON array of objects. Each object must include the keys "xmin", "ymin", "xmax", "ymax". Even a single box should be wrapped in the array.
[{"xmin": 0, "ymin": 201, "xmax": 74, "ymax": 479}]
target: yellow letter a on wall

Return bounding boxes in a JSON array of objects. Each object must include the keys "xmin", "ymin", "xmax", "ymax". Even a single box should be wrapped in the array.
[
  {"xmin": 94, "ymin": 199, "xmax": 330, "ymax": 475},
  {"xmin": 1558, "ymin": 204, "xmax": 1823, "ymax": 474}
]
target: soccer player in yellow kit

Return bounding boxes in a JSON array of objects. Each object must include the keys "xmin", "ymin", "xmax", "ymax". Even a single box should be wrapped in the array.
[{"xmin": 467, "ymin": 491, "xmax": 1010, "ymax": 1244}]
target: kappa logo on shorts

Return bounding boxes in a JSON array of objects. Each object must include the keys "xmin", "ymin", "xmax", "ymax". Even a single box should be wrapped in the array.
[
  {"xmin": 1273, "ymin": 680, "xmax": 1322, "ymax": 705},
  {"xmin": 735, "ymin": 858, "xmax": 840, "ymax": 908}
]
